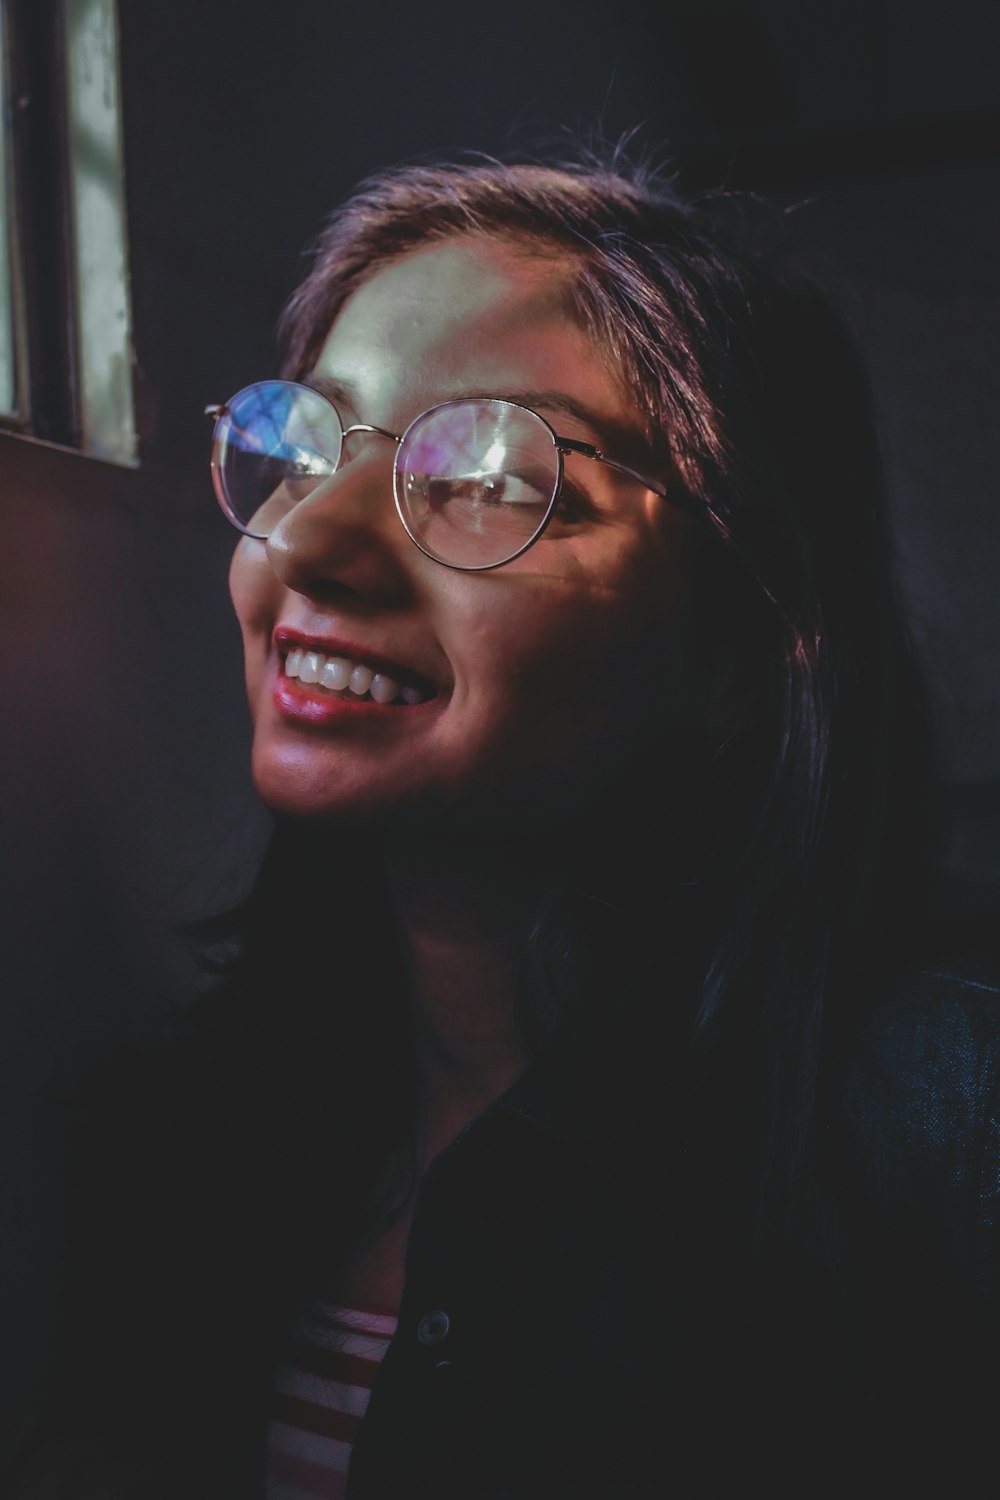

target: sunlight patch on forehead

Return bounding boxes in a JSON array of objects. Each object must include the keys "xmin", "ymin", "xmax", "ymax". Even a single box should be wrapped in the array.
[
  {"xmin": 311, "ymin": 234, "xmax": 632, "ymax": 436},
  {"xmin": 333, "ymin": 233, "xmax": 578, "ymax": 337}
]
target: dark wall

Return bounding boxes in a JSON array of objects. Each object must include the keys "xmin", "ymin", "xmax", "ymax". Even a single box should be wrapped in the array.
[
  {"xmin": 2, "ymin": 0, "xmax": 998, "ymax": 1455},
  {"xmin": 120, "ymin": 0, "xmax": 1000, "ymax": 942}
]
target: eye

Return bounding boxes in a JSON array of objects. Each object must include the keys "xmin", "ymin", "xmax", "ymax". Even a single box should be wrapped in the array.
[
  {"xmin": 284, "ymin": 447, "xmax": 333, "ymax": 478},
  {"xmin": 272, "ymin": 447, "xmax": 335, "ymax": 503},
  {"xmin": 425, "ymin": 470, "xmax": 550, "ymax": 512},
  {"xmin": 455, "ymin": 472, "xmax": 509, "ymax": 504},
  {"xmin": 550, "ymin": 476, "xmax": 600, "ymax": 525}
]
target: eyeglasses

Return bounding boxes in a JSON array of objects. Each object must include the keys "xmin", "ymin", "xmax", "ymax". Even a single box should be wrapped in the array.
[{"xmin": 206, "ymin": 379, "xmax": 681, "ymax": 572}]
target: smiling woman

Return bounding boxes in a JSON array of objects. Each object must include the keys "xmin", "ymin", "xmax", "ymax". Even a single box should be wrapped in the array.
[{"xmin": 19, "ymin": 154, "xmax": 1000, "ymax": 1500}]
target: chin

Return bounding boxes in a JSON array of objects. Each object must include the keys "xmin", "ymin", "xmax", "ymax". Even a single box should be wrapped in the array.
[
  {"xmin": 249, "ymin": 741, "xmax": 430, "ymax": 829},
  {"xmin": 250, "ymin": 744, "xmax": 355, "ymax": 823}
]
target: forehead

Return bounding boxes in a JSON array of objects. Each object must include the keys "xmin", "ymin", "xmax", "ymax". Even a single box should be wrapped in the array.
[{"xmin": 310, "ymin": 236, "xmax": 632, "ymax": 430}]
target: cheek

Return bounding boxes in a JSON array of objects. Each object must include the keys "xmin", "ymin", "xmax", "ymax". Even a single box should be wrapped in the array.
[
  {"xmin": 227, "ymin": 539, "xmax": 284, "ymax": 715},
  {"xmin": 544, "ymin": 549, "xmax": 694, "ymax": 702},
  {"xmin": 450, "ymin": 554, "xmax": 698, "ymax": 782},
  {"xmin": 228, "ymin": 539, "xmax": 278, "ymax": 648}
]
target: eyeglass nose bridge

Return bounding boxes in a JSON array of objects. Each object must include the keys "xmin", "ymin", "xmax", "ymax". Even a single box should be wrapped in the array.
[
  {"xmin": 339, "ymin": 421, "xmax": 403, "ymax": 454},
  {"xmin": 266, "ymin": 420, "xmax": 408, "ymax": 576},
  {"xmin": 299, "ymin": 423, "xmax": 403, "ymax": 522},
  {"xmin": 312, "ymin": 422, "xmax": 403, "ymax": 496},
  {"xmin": 263, "ymin": 421, "xmax": 404, "ymax": 557}
]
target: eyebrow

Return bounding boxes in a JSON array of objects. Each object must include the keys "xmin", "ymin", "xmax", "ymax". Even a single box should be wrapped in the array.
[
  {"xmin": 303, "ymin": 373, "xmax": 360, "ymax": 410},
  {"xmin": 469, "ymin": 389, "xmax": 601, "ymax": 434},
  {"xmin": 303, "ymin": 372, "xmax": 644, "ymax": 455}
]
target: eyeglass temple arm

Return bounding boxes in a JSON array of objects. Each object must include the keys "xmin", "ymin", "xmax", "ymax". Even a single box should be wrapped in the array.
[{"xmin": 557, "ymin": 436, "xmax": 699, "ymax": 514}]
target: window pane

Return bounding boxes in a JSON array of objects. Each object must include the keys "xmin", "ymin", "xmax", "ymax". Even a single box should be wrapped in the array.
[
  {"xmin": 0, "ymin": 4, "xmax": 17, "ymax": 420},
  {"xmin": 64, "ymin": 0, "xmax": 137, "ymax": 466}
]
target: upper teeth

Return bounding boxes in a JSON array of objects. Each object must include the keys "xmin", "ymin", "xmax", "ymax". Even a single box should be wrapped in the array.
[{"xmin": 284, "ymin": 648, "xmax": 424, "ymax": 705}]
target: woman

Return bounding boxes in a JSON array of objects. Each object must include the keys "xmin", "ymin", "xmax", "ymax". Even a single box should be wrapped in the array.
[{"xmin": 22, "ymin": 153, "xmax": 999, "ymax": 1498}]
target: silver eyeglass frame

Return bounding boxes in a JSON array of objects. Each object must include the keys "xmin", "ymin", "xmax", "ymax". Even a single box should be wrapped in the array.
[{"xmin": 206, "ymin": 378, "xmax": 690, "ymax": 573}]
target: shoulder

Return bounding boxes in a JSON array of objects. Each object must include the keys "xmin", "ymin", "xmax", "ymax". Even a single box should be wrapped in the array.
[
  {"xmin": 832, "ymin": 961, "xmax": 1000, "ymax": 1489},
  {"xmin": 837, "ymin": 955, "xmax": 1000, "ymax": 1244},
  {"xmin": 842, "ymin": 957, "xmax": 1000, "ymax": 1141}
]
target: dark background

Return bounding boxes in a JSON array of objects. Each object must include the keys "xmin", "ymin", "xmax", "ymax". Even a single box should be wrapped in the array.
[{"xmin": 2, "ymin": 0, "xmax": 998, "ymax": 1453}]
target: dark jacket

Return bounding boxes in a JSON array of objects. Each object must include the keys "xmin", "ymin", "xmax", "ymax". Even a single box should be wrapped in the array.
[
  {"xmin": 10, "ymin": 961, "xmax": 1000, "ymax": 1499},
  {"xmin": 240, "ymin": 959, "xmax": 1000, "ymax": 1499}
]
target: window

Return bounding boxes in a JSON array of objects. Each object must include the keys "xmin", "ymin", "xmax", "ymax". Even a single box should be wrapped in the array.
[
  {"xmin": 0, "ymin": 1, "xmax": 24, "ymax": 422},
  {"xmin": 0, "ymin": 0, "xmax": 136, "ymax": 466}
]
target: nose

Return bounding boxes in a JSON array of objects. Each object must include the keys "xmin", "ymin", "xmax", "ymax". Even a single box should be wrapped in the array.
[{"xmin": 264, "ymin": 439, "xmax": 413, "ymax": 604}]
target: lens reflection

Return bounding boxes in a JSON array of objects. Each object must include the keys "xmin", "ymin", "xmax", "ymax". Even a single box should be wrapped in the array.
[
  {"xmin": 214, "ymin": 381, "xmax": 341, "ymax": 535},
  {"xmin": 398, "ymin": 400, "xmax": 558, "ymax": 568}
]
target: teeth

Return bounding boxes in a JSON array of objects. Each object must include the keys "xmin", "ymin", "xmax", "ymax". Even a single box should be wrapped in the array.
[
  {"xmin": 283, "ymin": 647, "xmax": 425, "ymax": 705},
  {"xmin": 350, "ymin": 664, "xmax": 374, "ymax": 696},
  {"xmin": 298, "ymin": 652, "xmax": 322, "ymax": 685},
  {"xmin": 370, "ymin": 672, "xmax": 401, "ymax": 704},
  {"xmin": 319, "ymin": 657, "xmax": 352, "ymax": 690}
]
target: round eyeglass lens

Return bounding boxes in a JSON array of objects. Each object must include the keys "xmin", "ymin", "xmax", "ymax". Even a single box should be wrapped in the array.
[
  {"xmin": 211, "ymin": 380, "xmax": 342, "ymax": 536},
  {"xmin": 396, "ymin": 399, "xmax": 560, "ymax": 569}
]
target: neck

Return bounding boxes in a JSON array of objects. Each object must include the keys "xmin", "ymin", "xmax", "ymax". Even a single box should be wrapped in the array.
[{"xmin": 378, "ymin": 828, "xmax": 541, "ymax": 1147}]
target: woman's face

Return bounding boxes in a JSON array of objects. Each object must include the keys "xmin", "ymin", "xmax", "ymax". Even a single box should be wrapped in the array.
[{"xmin": 229, "ymin": 235, "xmax": 715, "ymax": 834}]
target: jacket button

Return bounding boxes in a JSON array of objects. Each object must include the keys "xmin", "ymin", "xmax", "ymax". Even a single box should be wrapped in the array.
[{"xmin": 417, "ymin": 1310, "xmax": 450, "ymax": 1345}]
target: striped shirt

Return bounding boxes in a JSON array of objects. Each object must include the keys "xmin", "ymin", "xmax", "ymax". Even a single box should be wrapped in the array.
[{"xmin": 265, "ymin": 1303, "xmax": 398, "ymax": 1499}]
